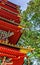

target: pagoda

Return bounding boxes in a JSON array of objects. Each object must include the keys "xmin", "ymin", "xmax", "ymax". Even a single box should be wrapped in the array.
[{"xmin": 0, "ymin": 0, "xmax": 34, "ymax": 65}]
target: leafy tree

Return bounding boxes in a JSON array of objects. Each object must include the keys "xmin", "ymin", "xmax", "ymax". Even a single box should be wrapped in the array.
[
  {"xmin": 26, "ymin": 0, "xmax": 40, "ymax": 30},
  {"xmin": 18, "ymin": 0, "xmax": 40, "ymax": 59}
]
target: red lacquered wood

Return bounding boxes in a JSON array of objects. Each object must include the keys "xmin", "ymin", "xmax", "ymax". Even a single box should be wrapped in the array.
[
  {"xmin": 0, "ymin": 4, "xmax": 19, "ymax": 14},
  {"xmin": 0, "ymin": 0, "xmax": 19, "ymax": 9},
  {"xmin": 0, "ymin": 52, "xmax": 24, "ymax": 65},
  {"xmin": 0, "ymin": 52, "xmax": 15, "ymax": 58},
  {"xmin": 6, "ymin": 1, "xmax": 20, "ymax": 9},
  {"xmin": 0, "ymin": 45, "xmax": 26, "ymax": 65},
  {"xmin": 0, "ymin": 45, "xmax": 25, "ymax": 56},
  {"xmin": 0, "ymin": 20, "xmax": 22, "ymax": 44},
  {"xmin": 0, "ymin": 52, "xmax": 25, "ymax": 60},
  {"xmin": 0, "ymin": 0, "xmax": 7, "ymax": 2},
  {"xmin": 0, "ymin": 9, "xmax": 20, "ymax": 24}
]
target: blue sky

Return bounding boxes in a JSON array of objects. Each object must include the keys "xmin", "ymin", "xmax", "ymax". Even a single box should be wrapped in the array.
[{"xmin": 8, "ymin": 0, "xmax": 30, "ymax": 11}]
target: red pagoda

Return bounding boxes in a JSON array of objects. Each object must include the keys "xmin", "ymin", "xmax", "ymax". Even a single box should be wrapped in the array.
[{"xmin": 0, "ymin": 0, "xmax": 33, "ymax": 65}]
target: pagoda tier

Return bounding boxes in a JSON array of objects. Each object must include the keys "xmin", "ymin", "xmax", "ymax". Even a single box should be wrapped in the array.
[
  {"xmin": 0, "ymin": 3, "xmax": 20, "ymax": 14},
  {"xmin": 0, "ymin": 45, "xmax": 26, "ymax": 65},
  {"xmin": 0, "ymin": 8, "xmax": 20, "ymax": 24},
  {"xmin": 0, "ymin": 0, "xmax": 21, "ymax": 24},
  {"xmin": 6, "ymin": 1, "xmax": 20, "ymax": 9},
  {"xmin": 0, "ymin": 20, "xmax": 22, "ymax": 45},
  {"xmin": 0, "ymin": 0, "xmax": 20, "ymax": 9}
]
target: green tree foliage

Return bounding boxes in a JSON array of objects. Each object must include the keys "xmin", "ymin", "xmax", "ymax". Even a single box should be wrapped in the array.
[
  {"xmin": 18, "ymin": 0, "xmax": 40, "ymax": 58},
  {"xmin": 26, "ymin": 0, "xmax": 40, "ymax": 29}
]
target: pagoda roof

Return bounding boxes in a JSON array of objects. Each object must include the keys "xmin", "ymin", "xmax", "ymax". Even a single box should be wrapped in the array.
[{"xmin": 0, "ymin": 0, "xmax": 20, "ymax": 8}]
